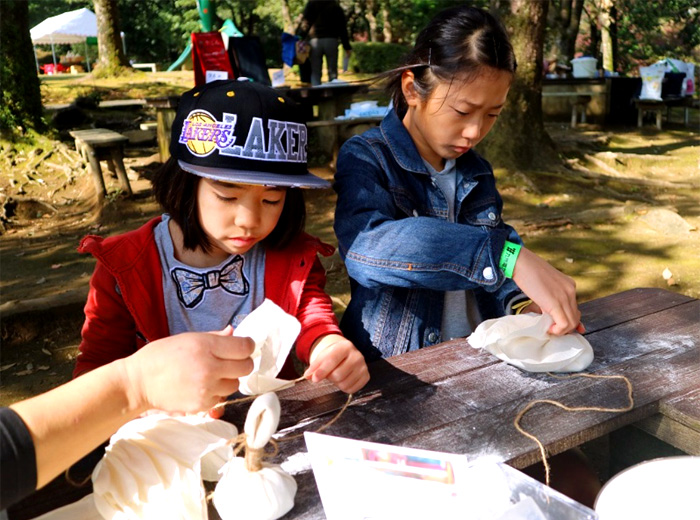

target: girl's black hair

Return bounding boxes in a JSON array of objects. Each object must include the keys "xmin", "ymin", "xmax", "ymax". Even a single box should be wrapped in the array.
[
  {"xmin": 386, "ymin": 6, "xmax": 517, "ymax": 115},
  {"xmin": 151, "ymin": 157, "xmax": 306, "ymax": 252}
]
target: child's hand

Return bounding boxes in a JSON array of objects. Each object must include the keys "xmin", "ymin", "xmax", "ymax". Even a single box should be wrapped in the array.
[
  {"xmin": 304, "ymin": 334, "xmax": 369, "ymax": 393},
  {"xmin": 512, "ymin": 247, "xmax": 584, "ymax": 336},
  {"xmin": 517, "ymin": 300, "xmax": 586, "ymax": 335}
]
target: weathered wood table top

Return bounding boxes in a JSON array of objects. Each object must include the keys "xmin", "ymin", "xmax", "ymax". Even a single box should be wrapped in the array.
[
  {"xmin": 255, "ymin": 287, "xmax": 699, "ymax": 519},
  {"xmin": 9, "ymin": 288, "xmax": 698, "ymax": 520}
]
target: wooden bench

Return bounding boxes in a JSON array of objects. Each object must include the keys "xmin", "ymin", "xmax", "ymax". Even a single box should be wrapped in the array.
[
  {"xmin": 634, "ymin": 98, "xmax": 665, "ymax": 129},
  {"xmin": 542, "ymin": 91, "xmax": 597, "ymax": 128},
  {"xmin": 69, "ymin": 128, "xmax": 133, "ymax": 201},
  {"xmin": 664, "ymin": 96, "xmax": 699, "ymax": 127}
]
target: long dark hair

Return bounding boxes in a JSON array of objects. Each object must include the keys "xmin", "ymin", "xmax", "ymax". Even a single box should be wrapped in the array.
[
  {"xmin": 151, "ymin": 157, "xmax": 306, "ymax": 252},
  {"xmin": 385, "ymin": 6, "xmax": 517, "ymax": 116}
]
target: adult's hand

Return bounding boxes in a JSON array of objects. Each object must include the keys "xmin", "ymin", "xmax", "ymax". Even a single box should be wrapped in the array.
[
  {"xmin": 124, "ymin": 327, "xmax": 255, "ymax": 415},
  {"xmin": 512, "ymin": 247, "xmax": 583, "ymax": 335}
]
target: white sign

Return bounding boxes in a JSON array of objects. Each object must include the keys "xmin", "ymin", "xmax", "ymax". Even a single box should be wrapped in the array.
[
  {"xmin": 205, "ymin": 70, "xmax": 229, "ymax": 83},
  {"xmin": 271, "ymin": 69, "xmax": 286, "ymax": 87}
]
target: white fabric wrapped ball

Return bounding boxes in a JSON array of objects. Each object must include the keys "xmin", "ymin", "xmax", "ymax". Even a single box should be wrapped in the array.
[
  {"xmin": 468, "ymin": 313, "xmax": 594, "ymax": 373},
  {"xmin": 213, "ymin": 458, "xmax": 297, "ymax": 520},
  {"xmin": 92, "ymin": 414, "xmax": 237, "ymax": 520},
  {"xmin": 213, "ymin": 393, "xmax": 297, "ymax": 520}
]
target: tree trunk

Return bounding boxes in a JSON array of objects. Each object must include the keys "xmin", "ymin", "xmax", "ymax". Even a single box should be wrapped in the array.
[
  {"xmin": 93, "ymin": 0, "xmax": 130, "ymax": 77},
  {"xmin": 610, "ymin": 4, "xmax": 618, "ymax": 73},
  {"xmin": 480, "ymin": 0, "xmax": 558, "ymax": 171},
  {"xmin": 0, "ymin": 0, "xmax": 43, "ymax": 133},
  {"xmin": 548, "ymin": 0, "xmax": 585, "ymax": 66},
  {"xmin": 366, "ymin": 0, "xmax": 379, "ymax": 42},
  {"xmin": 583, "ymin": 6, "xmax": 600, "ymax": 58},
  {"xmin": 280, "ymin": 0, "xmax": 294, "ymax": 33},
  {"xmin": 381, "ymin": 1, "xmax": 392, "ymax": 43},
  {"xmin": 598, "ymin": 0, "xmax": 613, "ymax": 73}
]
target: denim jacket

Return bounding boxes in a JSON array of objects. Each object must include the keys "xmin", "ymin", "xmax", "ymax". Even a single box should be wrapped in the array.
[{"xmin": 334, "ymin": 109, "xmax": 524, "ymax": 360}]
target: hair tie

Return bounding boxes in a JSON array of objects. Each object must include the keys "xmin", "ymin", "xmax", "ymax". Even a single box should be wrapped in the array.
[{"xmin": 428, "ymin": 47, "xmax": 432, "ymax": 67}]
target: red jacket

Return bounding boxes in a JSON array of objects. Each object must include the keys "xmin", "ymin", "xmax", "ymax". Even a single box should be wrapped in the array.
[{"xmin": 74, "ymin": 217, "xmax": 341, "ymax": 378}]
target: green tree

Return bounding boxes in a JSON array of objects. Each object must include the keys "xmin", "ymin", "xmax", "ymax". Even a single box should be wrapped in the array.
[
  {"xmin": 1, "ymin": 0, "xmax": 44, "ymax": 134},
  {"xmin": 546, "ymin": 0, "xmax": 585, "ymax": 66},
  {"xmin": 578, "ymin": 0, "xmax": 699, "ymax": 74}
]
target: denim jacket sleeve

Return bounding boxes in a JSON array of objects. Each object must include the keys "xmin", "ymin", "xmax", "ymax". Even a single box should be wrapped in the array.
[{"xmin": 334, "ymin": 134, "xmax": 524, "ymax": 302}]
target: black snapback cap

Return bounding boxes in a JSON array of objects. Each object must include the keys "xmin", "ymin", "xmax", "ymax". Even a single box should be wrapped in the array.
[{"xmin": 170, "ymin": 79, "xmax": 329, "ymax": 189}]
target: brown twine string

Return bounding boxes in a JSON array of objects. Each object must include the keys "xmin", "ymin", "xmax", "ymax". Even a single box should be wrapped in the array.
[
  {"xmin": 278, "ymin": 392, "xmax": 353, "ymax": 442},
  {"xmin": 205, "ymin": 383, "xmax": 353, "ymax": 503},
  {"xmin": 513, "ymin": 372, "xmax": 634, "ymax": 487},
  {"xmin": 210, "ymin": 374, "xmax": 354, "ymax": 444},
  {"xmin": 64, "ymin": 467, "xmax": 93, "ymax": 488},
  {"xmin": 211, "ymin": 376, "xmax": 308, "ymax": 411}
]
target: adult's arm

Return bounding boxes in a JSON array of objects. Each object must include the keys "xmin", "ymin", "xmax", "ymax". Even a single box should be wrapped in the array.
[{"xmin": 7, "ymin": 330, "xmax": 254, "ymax": 496}]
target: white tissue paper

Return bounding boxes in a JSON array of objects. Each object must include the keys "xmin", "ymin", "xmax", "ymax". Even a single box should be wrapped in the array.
[
  {"xmin": 30, "ymin": 414, "xmax": 238, "ymax": 520},
  {"xmin": 468, "ymin": 313, "xmax": 594, "ymax": 373},
  {"xmin": 234, "ymin": 299, "xmax": 302, "ymax": 395},
  {"xmin": 214, "ymin": 393, "xmax": 297, "ymax": 520},
  {"xmin": 92, "ymin": 414, "xmax": 238, "ymax": 520}
]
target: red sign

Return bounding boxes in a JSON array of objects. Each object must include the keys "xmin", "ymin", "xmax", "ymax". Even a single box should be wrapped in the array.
[{"xmin": 191, "ymin": 32, "xmax": 234, "ymax": 86}]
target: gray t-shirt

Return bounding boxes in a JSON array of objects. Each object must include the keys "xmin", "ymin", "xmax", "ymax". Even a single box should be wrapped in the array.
[
  {"xmin": 154, "ymin": 214, "xmax": 266, "ymax": 335},
  {"xmin": 424, "ymin": 159, "xmax": 481, "ymax": 340}
]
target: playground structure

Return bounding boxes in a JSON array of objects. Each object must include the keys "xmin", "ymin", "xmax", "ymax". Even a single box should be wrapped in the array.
[{"xmin": 167, "ymin": 0, "xmax": 243, "ymax": 72}]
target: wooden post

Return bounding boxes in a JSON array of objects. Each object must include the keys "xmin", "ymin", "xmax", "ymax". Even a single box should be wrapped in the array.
[
  {"xmin": 110, "ymin": 146, "xmax": 133, "ymax": 196},
  {"xmin": 85, "ymin": 145, "xmax": 107, "ymax": 202},
  {"xmin": 146, "ymin": 96, "xmax": 180, "ymax": 162}
]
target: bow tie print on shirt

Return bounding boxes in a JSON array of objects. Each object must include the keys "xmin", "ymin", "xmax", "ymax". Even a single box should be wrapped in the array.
[{"xmin": 171, "ymin": 256, "xmax": 249, "ymax": 308}]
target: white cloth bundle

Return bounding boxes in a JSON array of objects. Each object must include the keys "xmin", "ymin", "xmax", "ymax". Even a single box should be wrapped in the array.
[
  {"xmin": 35, "ymin": 415, "xmax": 239, "ymax": 520},
  {"xmin": 93, "ymin": 414, "xmax": 238, "ymax": 520},
  {"xmin": 214, "ymin": 393, "xmax": 297, "ymax": 520},
  {"xmin": 234, "ymin": 299, "xmax": 301, "ymax": 395},
  {"xmin": 468, "ymin": 313, "xmax": 594, "ymax": 373}
]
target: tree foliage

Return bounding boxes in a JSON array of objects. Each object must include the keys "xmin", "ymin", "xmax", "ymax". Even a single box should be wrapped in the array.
[{"xmin": 577, "ymin": 0, "xmax": 699, "ymax": 74}]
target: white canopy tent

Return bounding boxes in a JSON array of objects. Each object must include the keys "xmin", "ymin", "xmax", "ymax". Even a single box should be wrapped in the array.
[{"xmin": 30, "ymin": 7, "xmax": 97, "ymax": 73}]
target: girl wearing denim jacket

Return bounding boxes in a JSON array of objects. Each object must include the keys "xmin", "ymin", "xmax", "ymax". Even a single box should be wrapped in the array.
[{"xmin": 334, "ymin": 6, "xmax": 584, "ymax": 361}]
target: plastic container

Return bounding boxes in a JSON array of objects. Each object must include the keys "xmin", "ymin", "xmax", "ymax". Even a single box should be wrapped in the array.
[
  {"xmin": 595, "ymin": 456, "xmax": 700, "ymax": 520},
  {"xmin": 571, "ymin": 57, "xmax": 597, "ymax": 78}
]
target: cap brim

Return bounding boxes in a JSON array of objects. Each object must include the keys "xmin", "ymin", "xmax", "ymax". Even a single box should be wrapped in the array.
[{"xmin": 178, "ymin": 160, "xmax": 331, "ymax": 189}]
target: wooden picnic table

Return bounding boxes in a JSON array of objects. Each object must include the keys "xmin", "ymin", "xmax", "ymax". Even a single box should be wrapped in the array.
[
  {"xmin": 8, "ymin": 288, "xmax": 699, "ymax": 519},
  {"xmin": 262, "ymin": 287, "xmax": 699, "ymax": 519},
  {"xmin": 281, "ymin": 83, "xmax": 372, "ymax": 164}
]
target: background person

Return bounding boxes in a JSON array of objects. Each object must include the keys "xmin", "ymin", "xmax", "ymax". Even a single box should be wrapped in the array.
[{"xmin": 298, "ymin": 0, "xmax": 352, "ymax": 85}]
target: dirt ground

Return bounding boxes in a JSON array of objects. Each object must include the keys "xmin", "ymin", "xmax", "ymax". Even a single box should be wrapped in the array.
[{"xmin": 1, "ymin": 101, "xmax": 698, "ymax": 406}]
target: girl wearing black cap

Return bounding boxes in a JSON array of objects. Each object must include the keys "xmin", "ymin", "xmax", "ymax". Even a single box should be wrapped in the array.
[{"xmin": 73, "ymin": 79, "xmax": 369, "ymax": 400}]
